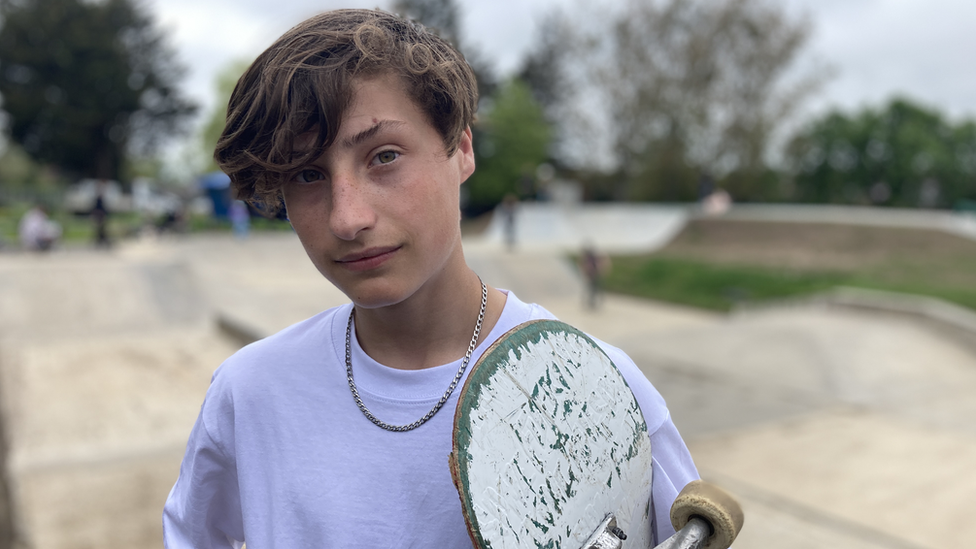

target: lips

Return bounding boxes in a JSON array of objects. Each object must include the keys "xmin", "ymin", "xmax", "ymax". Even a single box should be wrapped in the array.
[{"xmin": 336, "ymin": 245, "xmax": 401, "ymax": 271}]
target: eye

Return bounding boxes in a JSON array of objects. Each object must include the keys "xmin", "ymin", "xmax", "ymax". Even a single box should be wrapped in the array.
[
  {"xmin": 372, "ymin": 150, "xmax": 400, "ymax": 165},
  {"xmin": 293, "ymin": 168, "xmax": 324, "ymax": 184}
]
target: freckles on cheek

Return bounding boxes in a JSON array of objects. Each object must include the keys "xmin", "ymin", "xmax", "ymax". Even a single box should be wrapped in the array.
[
  {"xmin": 285, "ymin": 188, "xmax": 328, "ymax": 228},
  {"xmin": 285, "ymin": 206, "xmax": 320, "ymax": 243}
]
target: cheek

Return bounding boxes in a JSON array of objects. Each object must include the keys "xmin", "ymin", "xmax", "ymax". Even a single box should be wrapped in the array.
[
  {"xmin": 283, "ymin": 186, "xmax": 324, "ymax": 227},
  {"xmin": 283, "ymin": 201, "xmax": 310, "ymax": 235},
  {"xmin": 282, "ymin": 195, "xmax": 332, "ymax": 261},
  {"xmin": 281, "ymin": 187, "xmax": 301, "ymax": 221},
  {"xmin": 391, "ymin": 182, "xmax": 458, "ymax": 251},
  {"xmin": 427, "ymin": 186, "xmax": 462, "ymax": 244}
]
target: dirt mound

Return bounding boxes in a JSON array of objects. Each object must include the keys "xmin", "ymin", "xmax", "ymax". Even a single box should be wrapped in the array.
[{"xmin": 660, "ymin": 218, "xmax": 976, "ymax": 276}]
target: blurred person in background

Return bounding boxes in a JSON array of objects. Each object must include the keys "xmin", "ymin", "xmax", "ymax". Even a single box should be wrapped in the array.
[
  {"xmin": 499, "ymin": 192, "xmax": 518, "ymax": 251},
  {"xmin": 579, "ymin": 241, "xmax": 611, "ymax": 310},
  {"xmin": 229, "ymin": 199, "xmax": 250, "ymax": 239},
  {"xmin": 91, "ymin": 179, "xmax": 111, "ymax": 248},
  {"xmin": 701, "ymin": 187, "xmax": 731, "ymax": 215},
  {"xmin": 18, "ymin": 203, "xmax": 61, "ymax": 251}
]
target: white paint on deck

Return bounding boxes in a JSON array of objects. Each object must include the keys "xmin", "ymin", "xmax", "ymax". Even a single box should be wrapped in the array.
[{"xmin": 455, "ymin": 323, "xmax": 654, "ymax": 548}]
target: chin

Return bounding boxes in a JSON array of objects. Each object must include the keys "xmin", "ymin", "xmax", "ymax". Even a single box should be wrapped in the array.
[
  {"xmin": 338, "ymin": 279, "xmax": 410, "ymax": 310},
  {"xmin": 349, "ymin": 295, "xmax": 403, "ymax": 309}
]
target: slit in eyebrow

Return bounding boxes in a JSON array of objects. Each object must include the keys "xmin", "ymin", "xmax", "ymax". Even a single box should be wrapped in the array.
[{"xmin": 341, "ymin": 120, "xmax": 406, "ymax": 148}]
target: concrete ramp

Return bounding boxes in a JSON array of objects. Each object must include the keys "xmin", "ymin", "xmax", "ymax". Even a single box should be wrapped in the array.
[
  {"xmin": 718, "ymin": 204, "xmax": 976, "ymax": 242},
  {"xmin": 477, "ymin": 202, "xmax": 976, "ymax": 253},
  {"xmin": 0, "ymin": 247, "xmax": 238, "ymax": 549},
  {"xmin": 478, "ymin": 202, "xmax": 690, "ymax": 253},
  {"xmin": 3, "ymin": 230, "xmax": 976, "ymax": 549}
]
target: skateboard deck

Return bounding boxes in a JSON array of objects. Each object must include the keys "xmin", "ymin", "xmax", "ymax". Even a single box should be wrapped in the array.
[{"xmin": 450, "ymin": 319, "xmax": 654, "ymax": 548}]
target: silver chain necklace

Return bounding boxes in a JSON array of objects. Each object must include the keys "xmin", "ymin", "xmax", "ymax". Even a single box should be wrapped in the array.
[{"xmin": 345, "ymin": 278, "xmax": 488, "ymax": 432}]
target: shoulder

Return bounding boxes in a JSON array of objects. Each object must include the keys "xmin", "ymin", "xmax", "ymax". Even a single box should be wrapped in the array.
[
  {"xmin": 215, "ymin": 304, "xmax": 349, "ymax": 384},
  {"xmin": 194, "ymin": 305, "xmax": 351, "ymax": 451},
  {"xmin": 590, "ymin": 336, "xmax": 670, "ymax": 434},
  {"xmin": 493, "ymin": 290, "xmax": 558, "ymax": 328},
  {"xmin": 202, "ymin": 305, "xmax": 350, "ymax": 421},
  {"xmin": 496, "ymin": 292, "xmax": 670, "ymax": 433}
]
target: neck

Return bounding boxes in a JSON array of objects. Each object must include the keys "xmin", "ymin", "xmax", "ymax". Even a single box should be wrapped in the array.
[{"xmin": 352, "ymin": 268, "xmax": 505, "ymax": 371}]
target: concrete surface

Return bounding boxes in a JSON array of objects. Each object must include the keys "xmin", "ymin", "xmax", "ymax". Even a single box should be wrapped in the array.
[
  {"xmin": 0, "ymin": 245, "xmax": 241, "ymax": 549},
  {"xmin": 1, "ymin": 230, "xmax": 974, "ymax": 548},
  {"xmin": 716, "ymin": 204, "xmax": 976, "ymax": 242},
  {"xmin": 478, "ymin": 202, "xmax": 690, "ymax": 253},
  {"xmin": 476, "ymin": 202, "xmax": 976, "ymax": 252}
]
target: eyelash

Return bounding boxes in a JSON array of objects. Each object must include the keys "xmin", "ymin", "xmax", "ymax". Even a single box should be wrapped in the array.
[
  {"xmin": 371, "ymin": 149, "xmax": 400, "ymax": 166},
  {"xmin": 290, "ymin": 149, "xmax": 400, "ymax": 184},
  {"xmin": 292, "ymin": 169, "xmax": 324, "ymax": 184}
]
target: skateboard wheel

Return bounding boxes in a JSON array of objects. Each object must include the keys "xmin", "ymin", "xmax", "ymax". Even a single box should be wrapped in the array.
[{"xmin": 669, "ymin": 480, "xmax": 744, "ymax": 549}]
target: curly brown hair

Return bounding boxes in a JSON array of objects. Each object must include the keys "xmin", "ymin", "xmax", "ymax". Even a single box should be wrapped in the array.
[{"xmin": 214, "ymin": 9, "xmax": 479, "ymax": 212}]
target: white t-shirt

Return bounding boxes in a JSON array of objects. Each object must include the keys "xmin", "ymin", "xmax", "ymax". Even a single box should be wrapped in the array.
[
  {"xmin": 163, "ymin": 291, "xmax": 698, "ymax": 548},
  {"xmin": 18, "ymin": 208, "xmax": 61, "ymax": 250}
]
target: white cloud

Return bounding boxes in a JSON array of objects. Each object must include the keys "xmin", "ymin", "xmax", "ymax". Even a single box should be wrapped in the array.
[
  {"xmin": 786, "ymin": 0, "xmax": 976, "ymax": 119},
  {"xmin": 146, "ymin": 0, "xmax": 976, "ymax": 169}
]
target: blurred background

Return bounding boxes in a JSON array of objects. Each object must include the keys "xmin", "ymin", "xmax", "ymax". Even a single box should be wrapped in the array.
[{"xmin": 0, "ymin": 0, "xmax": 974, "ymax": 548}]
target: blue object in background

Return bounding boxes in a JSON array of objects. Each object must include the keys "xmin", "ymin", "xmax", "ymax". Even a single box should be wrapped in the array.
[{"xmin": 200, "ymin": 171, "xmax": 232, "ymax": 218}]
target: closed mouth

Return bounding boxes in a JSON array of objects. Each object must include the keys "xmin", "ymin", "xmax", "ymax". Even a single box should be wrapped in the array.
[{"xmin": 336, "ymin": 246, "xmax": 401, "ymax": 269}]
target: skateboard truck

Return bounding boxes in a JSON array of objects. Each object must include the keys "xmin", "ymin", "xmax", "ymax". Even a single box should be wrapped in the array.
[
  {"xmin": 581, "ymin": 514, "xmax": 628, "ymax": 549},
  {"xmin": 581, "ymin": 481, "xmax": 744, "ymax": 549}
]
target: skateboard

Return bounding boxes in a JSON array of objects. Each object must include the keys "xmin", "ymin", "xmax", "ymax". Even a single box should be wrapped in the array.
[
  {"xmin": 449, "ymin": 319, "xmax": 655, "ymax": 548},
  {"xmin": 449, "ymin": 319, "xmax": 743, "ymax": 549}
]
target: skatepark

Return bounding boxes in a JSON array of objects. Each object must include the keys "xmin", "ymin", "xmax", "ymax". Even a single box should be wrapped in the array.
[{"xmin": 1, "ymin": 203, "xmax": 975, "ymax": 548}]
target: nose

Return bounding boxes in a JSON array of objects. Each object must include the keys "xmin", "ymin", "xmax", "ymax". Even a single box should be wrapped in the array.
[{"xmin": 328, "ymin": 172, "xmax": 377, "ymax": 241}]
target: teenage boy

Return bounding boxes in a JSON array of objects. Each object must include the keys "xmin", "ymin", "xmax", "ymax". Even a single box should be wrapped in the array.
[{"xmin": 163, "ymin": 9, "xmax": 698, "ymax": 548}]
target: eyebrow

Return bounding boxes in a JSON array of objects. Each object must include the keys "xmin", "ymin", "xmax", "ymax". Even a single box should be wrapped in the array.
[{"xmin": 340, "ymin": 120, "xmax": 406, "ymax": 149}]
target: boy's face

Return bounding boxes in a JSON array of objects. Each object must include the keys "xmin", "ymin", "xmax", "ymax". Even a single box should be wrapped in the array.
[{"xmin": 282, "ymin": 74, "xmax": 475, "ymax": 308}]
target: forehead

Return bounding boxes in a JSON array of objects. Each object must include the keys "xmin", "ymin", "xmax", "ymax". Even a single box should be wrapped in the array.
[
  {"xmin": 293, "ymin": 74, "xmax": 436, "ymax": 154},
  {"xmin": 344, "ymin": 74, "xmax": 416, "ymax": 122}
]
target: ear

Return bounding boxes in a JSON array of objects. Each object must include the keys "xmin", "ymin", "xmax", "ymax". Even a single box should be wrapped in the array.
[{"xmin": 456, "ymin": 126, "xmax": 475, "ymax": 184}]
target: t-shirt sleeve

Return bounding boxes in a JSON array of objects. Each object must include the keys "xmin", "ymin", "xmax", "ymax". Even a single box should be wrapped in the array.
[
  {"xmin": 163, "ymin": 370, "xmax": 245, "ymax": 549},
  {"xmin": 647, "ymin": 413, "xmax": 699, "ymax": 543},
  {"xmin": 596, "ymin": 341, "xmax": 700, "ymax": 545}
]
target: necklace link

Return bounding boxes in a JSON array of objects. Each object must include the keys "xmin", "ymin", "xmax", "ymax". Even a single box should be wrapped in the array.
[{"xmin": 345, "ymin": 278, "xmax": 488, "ymax": 432}]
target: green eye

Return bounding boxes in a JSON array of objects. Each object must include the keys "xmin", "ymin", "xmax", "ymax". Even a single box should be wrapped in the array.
[{"xmin": 376, "ymin": 150, "xmax": 399, "ymax": 164}]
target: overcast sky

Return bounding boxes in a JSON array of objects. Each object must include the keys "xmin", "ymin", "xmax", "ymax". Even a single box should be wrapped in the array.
[{"xmin": 150, "ymin": 0, "xmax": 976, "ymax": 133}]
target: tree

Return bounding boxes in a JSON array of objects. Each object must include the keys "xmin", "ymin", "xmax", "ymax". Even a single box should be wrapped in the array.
[
  {"xmin": 0, "ymin": 0, "xmax": 196, "ymax": 182},
  {"xmin": 788, "ymin": 98, "xmax": 976, "ymax": 207},
  {"xmin": 518, "ymin": 9, "xmax": 576, "ymax": 170},
  {"xmin": 518, "ymin": 11, "xmax": 567, "ymax": 115},
  {"xmin": 527, "ymin": 0, "xmax": 819, "ymax": 201},
  {"xmin": 392, "ymin": 0, "xmax": 495, "ymax": 98},
  {"xmin": 464, "ymin": 78, "xmax": 550, "ymax": 213},
  {"xmin": 198, "ymin": 59, "xmax": 251, "ymax": 173},
  {"xmin": 392, "ymin": 0, "xmax": 460, "ymax": 47},
  {"xmin": 0, "ymin": 141, "xmax": 59, "ymax": 192}
]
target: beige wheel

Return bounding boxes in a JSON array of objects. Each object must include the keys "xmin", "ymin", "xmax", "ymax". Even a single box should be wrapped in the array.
[{"xmin": 669, "ymin": 480, "xmax": 744, "ymax": 549}]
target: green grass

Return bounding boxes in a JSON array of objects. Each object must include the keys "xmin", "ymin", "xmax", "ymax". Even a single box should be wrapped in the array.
[
  {"xmin": 603, "ymin": 254, "xmax": 976, "ymax": 312},
  {"xmin": 184, "ymin": 214, "xmax": 292, "ymax": 233},
  {"xmin": 599, "ymin": 218, "xmax": 976, "ymax": 313},
  {"xmin": 604, "ymin": 256, "xmax": 851, "ymax": 311},
  {"xmin": 0, "ymin": 203, "xmax": 143, "ymax": 244}
]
